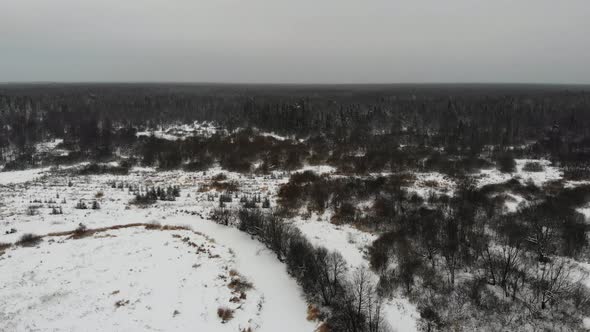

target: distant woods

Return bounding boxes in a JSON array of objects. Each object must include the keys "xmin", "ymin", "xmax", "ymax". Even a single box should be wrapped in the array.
[{"xmin": 1, "ymin": 84, "xmax": 590, "ymax": 172}]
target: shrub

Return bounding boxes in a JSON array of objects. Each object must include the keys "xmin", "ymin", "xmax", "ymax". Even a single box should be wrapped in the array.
[
  {"xmin": 131, "ymin": 191, "xmax": 158, "ymax": 205},
  {"xmin": 17, "ymin": 233, "xmax": 42, "ymax": 247},
  {"xmin": 497, "ymin": 152, "xmax": 516, "ymax": 173},
  {"xmin": 563, "ymin": 165, "xmax": 590, "ymax": 180},
  {"xmin": 75, "ymin": 223, "xmax": 88, "ymax": 234},
  {"xmin": 75, "ymin": 200, "xmax": 88, "ymax": 209},
  {"xmin": 26, "ymin": 205, "xmax": 40, "ymax": 216},
  {"xmin": 217, "ymin": 307, "xmax": 234, "ymax": 322},
  {"xmin": 212, "ymin": 173, "xmax": 227, "ymax": 181},
  {"xmin": 183, "ymin": 156, "xmax": 214, "ymax": 171},
  {"xmin": 228, "ymin": 277, "xmax": 253, "ymax": 292},
  {"xmin": 522, "ymin": 161, "xmax": 544, "ymax": 172},
  {"xmin": 211, "ymin": 208, "xmax": 235, "ymax": 226},
  {"xmin": 78, "ymin": 163, "xmax": 129, "ymax": 175}
]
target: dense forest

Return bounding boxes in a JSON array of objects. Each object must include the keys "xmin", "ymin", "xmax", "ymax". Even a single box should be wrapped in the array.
[{"xmin": 1, "ymin": 83, "xmax": 590, "ymax": 172}]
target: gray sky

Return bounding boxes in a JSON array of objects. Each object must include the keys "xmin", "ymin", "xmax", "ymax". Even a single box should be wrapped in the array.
[{"xmin": 1, "ymin": 0, "xmax": 589, "ymax": 84}]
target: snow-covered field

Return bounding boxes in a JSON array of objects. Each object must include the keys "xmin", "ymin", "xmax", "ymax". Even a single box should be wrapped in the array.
[
  {"xmin": 0, "ymin": 166, "xmax": 315, "ymax": 332},
  {"xmin": 0, "ymin": 167, "xmax": 50, "ymax": 185},
  {"xmin": 0, "ymin": 226, "xmax": 264, "ymax": 332}
]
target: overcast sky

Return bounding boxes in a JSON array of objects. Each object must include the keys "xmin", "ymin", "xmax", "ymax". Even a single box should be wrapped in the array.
[{"xmin": 1, "ymin": 0, "xmax": 589, "ymax": 84}]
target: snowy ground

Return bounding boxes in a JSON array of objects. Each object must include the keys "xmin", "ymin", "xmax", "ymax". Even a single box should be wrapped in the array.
[
  {"xmin": 408, "ymin": 172, "xmax": 456, "ymax": 198},
  {"xmin": 294, "ymin": 214, "xmax": 420, "ymax": 332},
  {"xmin": 0, "ymin": 166, "xmax": 315, "ymax": 332},
  {"xmin": 0, "ymin": 226, "xmax": 263, "ymax": 332},
  {"xmin": 475, "ymin": 159, "xmax": 562, "ymax": 188},
  {"xmin": 136, "ymin": 121, "xmax": 223, "ymax": 141},
  {"xmin": 0, "ymin": 157, "xmax": 585, "ymax": 331},
  {"xmin": 0, "ymin": 167, "xmax": 50, "ymax": 185}
]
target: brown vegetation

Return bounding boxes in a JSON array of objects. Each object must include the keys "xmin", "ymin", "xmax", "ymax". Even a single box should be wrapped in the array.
[
  {"xmin": 217, "ymin": 307, "xmax": 234, "ymax": 322},
  {"xmin": 307, "ymin": 304, "xmax": 321, "ymax": 321}
]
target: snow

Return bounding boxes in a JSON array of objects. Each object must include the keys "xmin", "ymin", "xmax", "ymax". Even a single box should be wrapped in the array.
[
  {"xmin": 504, "ymin": 193, "xmax": 526, "ymax": 213},
  {"xmin": 293, "ymin": 216, "xmax": 419, "ymax": 332},
  {"xmin": 408, "ymin": 172, "xmax": 456, "ymax": 198},
  {"xmin": 179, "ymin": 216, "xmax": 317, "ymax": 332},
  {"xmin": 0, "ymin": 164, "xmax": 425, "ymax": 330},
  {"xmin": 136, "ymin": 121, "xmax": 222, "ymax": 141},
  {"xmin": 0, "ymin": 167, "xmax": 49, "ymax": 185},
  {"xmin": 259, "ymin": 132, "xmax": 292, "ymax": 141},
  {"xmin": 294, "ymin": 217, "xmax": 376, "ymax": 268},
  {"xmin": 294, "ymin": 165, "xmax": 337, "ymax": 175},
  {"xmin": 577, "ymin": 206, "xmax": 590, "ymax": 222},
  {"xmin": 0, "ymin": 227, "xmax": 263, "ymax": 332},
  {"xmin": 0, "ymin": 167, "xmax": 315, "ymax": 332},
  {"xmin": 475, "ymin": 159, "xmax": 562, "ymax": 188},
  {"xmin": 35, "ymin": 139, "xmax": 64, "ymax": 153}
]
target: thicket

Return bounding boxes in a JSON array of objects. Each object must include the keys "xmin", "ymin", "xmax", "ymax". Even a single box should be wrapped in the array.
[{"xmin": 235, "ymin": 208, "xmax": 390, "ymax": 332}]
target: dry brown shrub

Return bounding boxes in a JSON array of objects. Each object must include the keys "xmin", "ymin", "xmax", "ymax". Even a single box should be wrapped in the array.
[
  {"xmin": 17, "ymin": 233, "xmax": 42, "ymax": 247},
  {"xmin": 95, "ymin": 191, "xmax": 104, "ymax": 198},
  {"xmin": 307, "ymin": 304, "xmax": 321, "ymax": 321},
  {"xmin": 422, "ymin": 180, "xmax": 441, "ymax": 188},
  {"xmin": 315, "ymin": 323, "xmax": 330, "ymax": 332},
  {"xmin": 228, "ymin": 277, "xmax": 253, "ymax": 292},
  {"xmin": 145, "ymin": 223, "xmax": 162, "ymax": 230},
  {"xmin": 115, "ymin": 299, "xmax": 129, "ymax": 308},
  {"xmin": 217, "ymin": 307, "xmax": 234, "ymax": 322},
  {"xmin": 210, "ymin": 180, "xmax": 239, "ymax": 192}
]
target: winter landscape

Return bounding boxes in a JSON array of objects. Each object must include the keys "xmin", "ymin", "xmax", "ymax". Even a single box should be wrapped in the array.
[
  {"xmin": 2, "ymin": 1, "xmax": 590, "ymax": 330},
  {"xmin": 1, "ymin": 83, "xmax": 590, "ymax": 332}
]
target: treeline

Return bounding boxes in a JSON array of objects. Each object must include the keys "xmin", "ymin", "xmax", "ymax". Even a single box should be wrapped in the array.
[
  {"xmin": 131, "ymin": 185, "xmax": 181, "ymax": 205},
  {"xmin": 368, "ymin": 183, "xmax": 590, "ymax": 330},
  {"xmin": 233, "ymin": 207, "xmax": 389, "ymax": 332},
  {"xmin": 138, "ymin": 129, "xmax": 307, "ymax": 172},
  {"xmin": 275, "ymin": 170, "xmax": 590, "ymax": 330},
  {"xmin": 2, "ymin": 84, "xmax": 590, "ymax": 172}
]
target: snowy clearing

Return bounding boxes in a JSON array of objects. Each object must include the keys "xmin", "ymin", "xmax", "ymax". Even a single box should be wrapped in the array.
[
  {"xmin": 0, "ymin": 226, "xmax": 262, "ymax": 332},
  {"xmin": 475, "ymin": 159, "xmax": 562, "ymax": 188},
  {"xmin": 0, "ymin": 167, "xmax": 317, "ymax": 332}
]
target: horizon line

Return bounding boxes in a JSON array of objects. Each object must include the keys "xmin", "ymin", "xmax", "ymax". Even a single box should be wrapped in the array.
[{"xmin": 1, "ymin": 81, "xmax": 590, "ymax": 87}]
